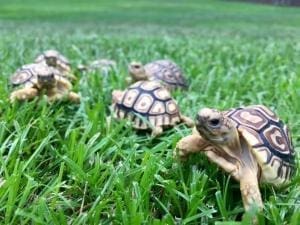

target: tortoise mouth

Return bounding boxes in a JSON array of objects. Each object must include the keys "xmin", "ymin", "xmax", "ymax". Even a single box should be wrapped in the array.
[{"xmin": 38, "ymin": 75, "xmax": 55, "ymax": 83}]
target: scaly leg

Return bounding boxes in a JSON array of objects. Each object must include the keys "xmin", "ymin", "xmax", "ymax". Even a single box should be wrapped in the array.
[
  {"xmin": 203, "ymin": 148, "xmax": 240, "ymax": 180},
  {"xmin": 68, "ymin": 92, "xmax": 80, "ymax": 103},
  {"xmin": 151, "ymin": 126, "xmax": 163, "ymax": 137},
  {"xmin": 206, "ymin": 150, "xmax": 263, "ymax": 215},
  {"xmin": 176, "ymin": 134, "xmax": 240, "ymax": 179},
  {"xmin": 47, "ymin": 91, "xmax": 80, "ymax": 103},
  {"xmin": 56, "ymin": 77, "xmax": 72, "ymax": 90},
  {"xmin": 240, "ymin": 170, "xmax": 263, "ymax": 211},
  {"xmin": 175, "ymin": 134, "xmax": 209, "ymax": 160},
  {"xmin": 47, "ymin": 92, "xmax": 63, "ymax": 102},
  {"xmin": 66, "ymin": 73, "xmax": 77, "ymax": 81},
  {"xmin": 180, "ymin": 114, "xmax": 195, "ymax": 127},
  {"xmin": 10, "ymin": 87, "xmax": 38, "ymax": 102}
]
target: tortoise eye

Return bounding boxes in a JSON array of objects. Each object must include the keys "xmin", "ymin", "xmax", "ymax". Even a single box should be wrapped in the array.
[
  {"xmin": 209, "ymin": 119, "xmax": 220, "ymax": 127},
  {"xmin": 134, "ymin": 65, "xmax": 140, "ymax": 69}
]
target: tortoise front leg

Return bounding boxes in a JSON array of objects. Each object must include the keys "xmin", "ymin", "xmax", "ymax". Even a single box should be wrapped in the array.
[
  {"xmin": 67, "ymin": 92, "xmax": 80, "ymax": 103},
  {"xmin": 56, "ymin": 77, "xmax": 72, "ymax": 90},
  {"xmin": 240, "ymin": 170, "xmax": 263, "ymax": 211},
  {"xmin": 66, "ymin": 73, "xmax": 77, "ymax": 81},
  {"xmin": 205, "ymin": 148, "xmax": 263, "ymax": 211},
  {"xmin": 180, "ymin": 114, "xmax": 194, "ymax": 127},
  {"xmin": 176, "ymin": 134, "xmax": 241, "ymax": 179},
  {"xmin": 175, "ymin": 134, "xmax": 209, "ymax": 160},
  {"xmin": 203, "ymin": 148, "xmax": 240, "ymax": 180},
  {"xmin": 47, "ymin": 91, "xmax": 80, "ymax": 103},
  {"xmin": 10, "ymin": 87, "xmax": 38, "ymax": 102},
  {"xmin": 151, "ymin": 126, "xmax": 163, "ymax": 137}
]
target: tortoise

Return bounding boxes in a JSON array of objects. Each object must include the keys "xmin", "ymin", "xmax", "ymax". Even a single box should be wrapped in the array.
[
  {"xmin": 35, "ymin": 49, "xmax": 76, "ymax": 80},
  {"xmin": 175, "ymin": 105, "xmax": 295, "ymax": 211},
  {"xmin": 77, "ymin": 59, "xmax": 117, "ymax": 76},
  {"xmin": 127, "ymin": 60, "xmax": 188, "ymax": 90},
  {"xmin": 10, "ymin": 63, "xmax": 80, "ymax": 103},
  {"xmin": 112, "ymin": 81, "xmax": 194, "ymax": 136}
]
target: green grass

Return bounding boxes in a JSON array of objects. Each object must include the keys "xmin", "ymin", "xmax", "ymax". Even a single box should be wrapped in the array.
[{"xmin": 0, "ymin": 0, "xmax": 299, "ymax": 224}]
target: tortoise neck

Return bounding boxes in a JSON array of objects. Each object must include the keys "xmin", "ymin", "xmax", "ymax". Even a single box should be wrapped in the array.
[
  {"xmin": 130, "ymin": 69, "xmax": 147, "ymax": 81},
  {"xmin": 219, "ymin": 131, "xmax": 259, "ymax": 179},
  {"xmin": 239, "ymin": 136, "xmax": 259, "ymax": 173},
  {"xmin": 37, "ymin": 81, "xmax": 57, "ymax": 90}
]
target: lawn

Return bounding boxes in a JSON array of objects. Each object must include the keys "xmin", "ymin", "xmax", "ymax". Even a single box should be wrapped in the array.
[{"xmin": 0, "ymin": 0, "xmax": 299, "ymax": 224}]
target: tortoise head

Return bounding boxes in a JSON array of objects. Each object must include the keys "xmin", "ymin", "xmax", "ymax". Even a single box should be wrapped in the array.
[
  {"xmin": 44, "ymin": 54, "xmax": 57, "ymax": 67},
  {"xmin": 36, "ymin": 65, "xmax": 56, "ymax": 87},
  {"xmin": 196, "ymin": 108, "xmax": 238, "ymax": 145},
  {"xmin": 128, "ymin": 61, "xmax": 147, "ymax": 81},
  {"xmin": 43, "ymin": 50, "xmax": 59, "ymax": 67}
]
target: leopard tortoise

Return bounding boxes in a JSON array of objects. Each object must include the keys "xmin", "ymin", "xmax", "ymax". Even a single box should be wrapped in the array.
[
  {"xmin": 77, "ymin": 59, "xmax": 117, "ymax": 76},
  {"xmin": 10, "ymin": 63, "xmax": 80, "ymax": 103},
  {"xmin": 112, "ymin": 81, "xmax": 194, "ymax": 136},
  {"xmin": 35, "ymin": 49, "xmax": 76, "ymax": 80},
  {"xmin": 128, "ymin": 60, "xmax": 188, "ymax": 90},
  {"xmin": 175, "ymin": 105, "xmax": 295, "ymax": 211}
]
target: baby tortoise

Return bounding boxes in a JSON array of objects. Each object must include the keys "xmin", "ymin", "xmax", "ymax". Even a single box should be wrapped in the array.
[
  {"xmin": 128, "ymin": 60, "xmax": 188, "ymax": 90},
  {"xmin": 77, "ymin": 59, "xmax": 117, "ymax": 76},
  {"xmin": 35, "ymin": 49, "xmax": 76, "ymax": 80},
  {"xmin": 175, "ymin": 105, "xmax": 295, "ymax": 211},
  {"xmin": 10, "ymin": 63, "xmax": 80, "ymax": 103},
  {"xmin": 112, "ymin": 81, "xmax": 194, "ymax": 136}
]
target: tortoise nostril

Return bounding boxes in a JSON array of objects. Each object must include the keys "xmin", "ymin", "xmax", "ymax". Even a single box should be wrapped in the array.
[{"xmin": 209, "ymin": 119, "xmax": 220, "ymax": 127}]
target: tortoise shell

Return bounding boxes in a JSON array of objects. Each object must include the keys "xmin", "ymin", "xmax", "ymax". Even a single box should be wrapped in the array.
[
  {"xmin": 144, "ymin": 60, "xmax": 188, "ymax": 90},
  {"xmin": 88, "ymin": 59, "xmax": 117, "ymax": 75},
  {"xmin": 10, "ymin": 63, "xmax": 61, "ymax": 87},
  {"xmin": 89, "ymin": 59, "xmax": 116, "ymax": 69},
  {"xmin": 113, "ymin": 81, "xmax": 181, "ymax": 129},
  {"xmin": 224, "ymin": 105, "xmax": 295, "ymax": 185},
  {"xmin": 35, "ymin": 50, "xmax": 71, "ymax": 72},
  {"xmin": 10, "ymin": 63, "xmax": 47, "ymax": 87}
]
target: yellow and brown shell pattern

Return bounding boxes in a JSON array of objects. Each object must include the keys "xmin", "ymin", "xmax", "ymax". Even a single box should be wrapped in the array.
[
  {"xmin": 113, "ymin": 81, "xmax": 181, "ymax": 129},
  {"xmin": 224, "ymin": 105, "xmax": 295, "ymax": 185},
  {"xmin": 10, "ymin": 64, "xmax": 39, "ymax": 87},
  {"xmin": 144, "ymin": 60, "xmax": 188, "ymax": 90}
]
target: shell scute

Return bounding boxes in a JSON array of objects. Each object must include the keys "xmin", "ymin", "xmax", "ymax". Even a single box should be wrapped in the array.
[
  {"xmin": 153, "ymin": 88, "xmax": 171, "ymax": 100},
  {"xmin": 230, "ymin": 108, "xmax": 269, "ymax": 131},
  {"xmin": 122, "ymin": 89, "xmax": 139, "ymax": 108},
  {"xmin": 263, "ymin": 125, "xmax": 291, "ymax": 153},
  {"xmin": 238, "ymin": 125, "xmax": 264, "ymax": 146},
  {"xmin": 133, "ymin": 93, "xmax": 154, "ymax": 113},
  {"xmin": 252, "ymin": 105, "xmax": 279, "ymax": 122},
  {"xmin": 140, "ymin": 80, "xmax": 161, "ymax": 91},
  {"xmin": 166, "ymin": 100, "xmax": 179, "ymax": 115},
  {"xmin": 150, "ymin": 101, "xmax": 165, "ymax": 115}
]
